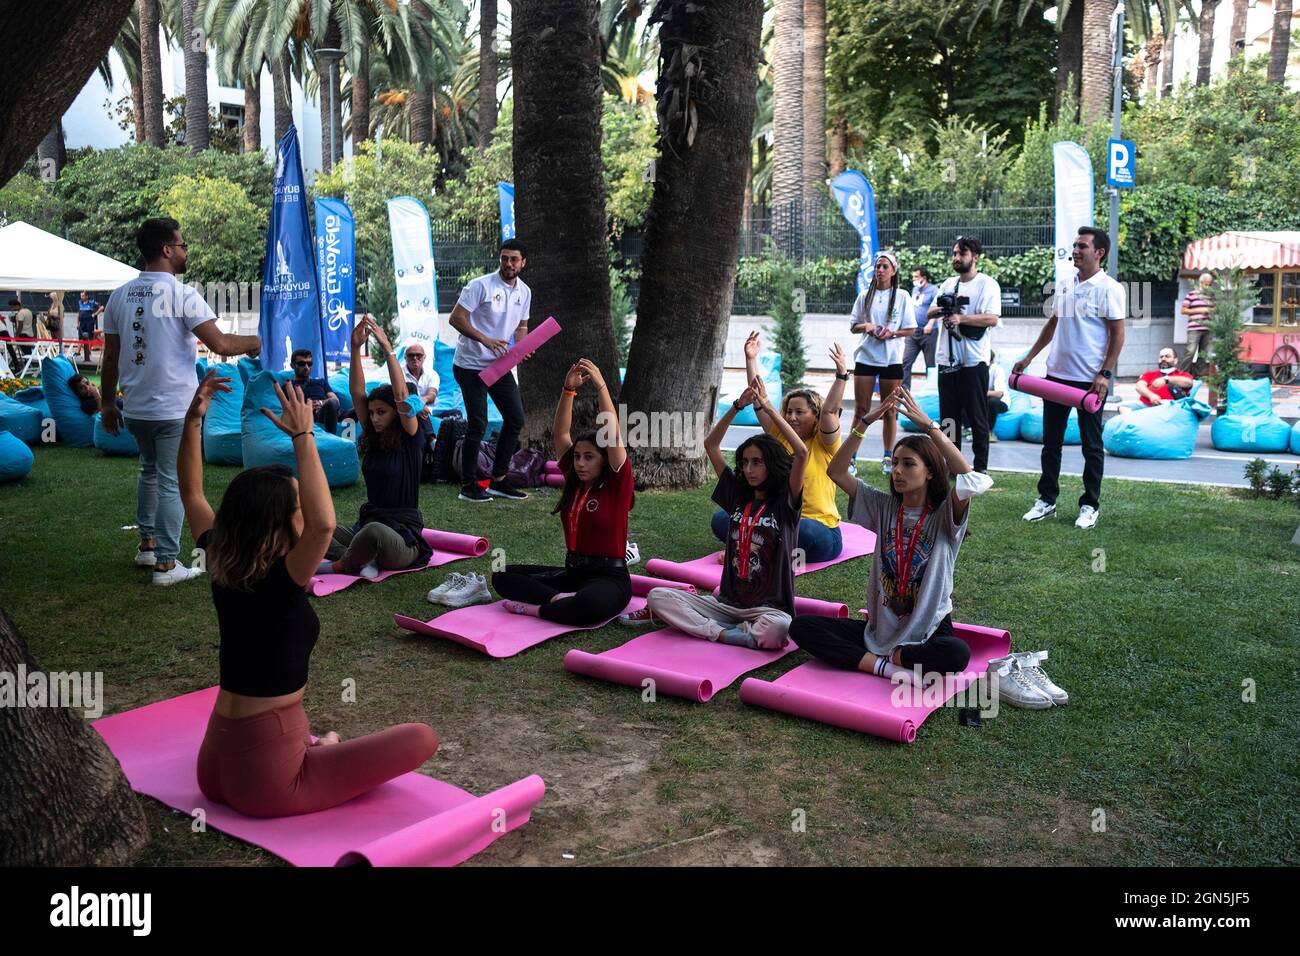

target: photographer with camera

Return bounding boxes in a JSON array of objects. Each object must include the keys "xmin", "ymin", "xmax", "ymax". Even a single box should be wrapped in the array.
[
  {"xmin": 1015, "ymin": 226, "xmax": 1126, "ymax": 530},
  {"xmin": 928, "ymin": 237, "xmax": 1002, "ymax": 473}
]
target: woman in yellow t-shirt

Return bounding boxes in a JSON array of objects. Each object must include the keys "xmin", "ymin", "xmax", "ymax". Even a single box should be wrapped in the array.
[{"xmin": 709, "ymin": 332, "xmax": 848, "ymax": 562}]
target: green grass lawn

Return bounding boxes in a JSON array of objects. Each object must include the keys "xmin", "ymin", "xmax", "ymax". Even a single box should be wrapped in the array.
[{"xmin": 2, "ymin": 444, "xmax": 1298, "ymax": 866}]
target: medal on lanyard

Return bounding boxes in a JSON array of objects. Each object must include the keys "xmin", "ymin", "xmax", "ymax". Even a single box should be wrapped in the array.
[
  {"xmin": 888, "ymin": 503, "xmax": 928, "ymax": 615},
  {"xmin": 735, "ymin": 500, "xmax": 767, "ymax": 581}
]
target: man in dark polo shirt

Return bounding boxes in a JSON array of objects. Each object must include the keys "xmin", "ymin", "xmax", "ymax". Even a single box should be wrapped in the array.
[{"xmin": 290, "ymin": 348, "xmax": 341, "ymax": 434}]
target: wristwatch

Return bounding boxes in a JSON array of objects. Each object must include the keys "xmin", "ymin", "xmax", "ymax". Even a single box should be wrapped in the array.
[
  {"xmin": 1100, "ymin": 369, "xmax": 1114, "ymax": 382},
  {"xmin": 835, "ymin": 372, "xmax": 850, "ymax": 382},
  {"xmin": 732, "ymin": 398, "xmax": 746, "ymax": 411}
]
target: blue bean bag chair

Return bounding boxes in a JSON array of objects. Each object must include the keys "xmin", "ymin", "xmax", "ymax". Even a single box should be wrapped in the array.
[
  {"xmin": 40, "ymin": 355, "xmax": 94, "ymax": 447},
  {"xmin": 993, "ymin": 391, "xmax": 1034, "ymax": 441},
  {"xmin": 1019, "ymin": 402, "xmax": 1081, "ymax": 444},
  {"xmin": 200, "ymin": 360, "xmax": 246, "ymax": 465},
  {"xmin": 92, "ymin": 412, "xmax": 139, "ymax": 456},
  {"xmin": 1291, "ymin": 419, "xmax": 1300, "ymax": 456},
  {"xmin": 239, "ymin": 363, "xmax": 359, "ymax": 488},
  {"xmin": 13, "ymin": 386, "xmax": 51, "ymax": 419},
  {"xmin": 1103, "ymin": 398, "xmax": 1211, "ymax": 460},
  {"xmin": 717, "ymin": 352, "xmax": 782, "ymax": 427},
  {"xmin": 899, "ymin": 391, "xmax": 942, "ymax": 433},
  {"xmin": 1210, "ymin": 378, "xmax": 1292, "ymax": 453},
  {"xmin": 0, "ymin": 392, "xmax": 43, "ymax": 445},
  {"xmin": 0, "ymin": 430, "xmax": 33, "ymax": 482}
]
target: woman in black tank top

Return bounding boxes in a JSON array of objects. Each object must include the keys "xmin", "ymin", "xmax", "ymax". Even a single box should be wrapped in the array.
[{"xmin": 180, "ymin": 370, "xmax": 437, "ymax": 818}]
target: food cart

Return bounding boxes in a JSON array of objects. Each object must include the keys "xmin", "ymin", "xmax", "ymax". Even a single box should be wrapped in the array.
[{"xmin": 1180, "ymin": 231, "xmax": 1300, "ymax": 385}]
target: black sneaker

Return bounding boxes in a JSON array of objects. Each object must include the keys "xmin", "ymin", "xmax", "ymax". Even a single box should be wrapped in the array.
[
  {"xmin": 458, "ymin": 484, "xmax": 492, "ymax": 502},
  {"xmin": 486, "ymin": 479, "xmax": 529, "ymax": 500}
]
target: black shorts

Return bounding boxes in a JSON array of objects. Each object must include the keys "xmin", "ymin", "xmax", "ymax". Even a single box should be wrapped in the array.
[{"xmin": 854, "ymin": 362, "xmax": 904, "ymax": 380}]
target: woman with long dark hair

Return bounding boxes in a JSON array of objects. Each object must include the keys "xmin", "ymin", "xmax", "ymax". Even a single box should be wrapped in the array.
[
  {"xmin": 180, "ymin": 370, "xmax": 437, "ymax": 817},
  {"xmin": 789, "ymin": 388, "xmax": 992, "ymax": 683},
  {"xmin": 320, "ymin": 316, "xmax": 433, "ymax": 579},
  {"xmin": 643, "ymin": 375, "xmax": 807, "ymax": 648},
  {"xmin": 491, "ymin": 358, "xmax": 634, "ymax": 625},
  {"xmin": 850, "ymin": 251, "xmax": 916, "ymax": 475}
]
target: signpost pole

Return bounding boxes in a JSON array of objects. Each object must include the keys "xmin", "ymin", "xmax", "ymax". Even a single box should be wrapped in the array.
[{"xmin": 1108, "ymin": 0, "xmax": 1125, "ymax": 276}]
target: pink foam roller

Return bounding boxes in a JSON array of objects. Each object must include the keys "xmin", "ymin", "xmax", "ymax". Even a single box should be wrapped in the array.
[
  {"xmin": 544, "ymin": 473, "xmax": 565, "ymax": 488},
  {"xmin": 422, "ymin": 529, "xmax": 489, "ymax": 556},
  {"xmin": 792, "ymin": 596, "xmax": 848, "ymax": 618},
  {"xmin": 479, "ymin": 316, "xmax": 562, "ymax": 387},
  {"xmin": 544, "ymin": 460, "xmax": 561, "ymax": 474},
  {"xmin": 1009, "ymin": 371, "xmax": 1102, "ymax": 414}
]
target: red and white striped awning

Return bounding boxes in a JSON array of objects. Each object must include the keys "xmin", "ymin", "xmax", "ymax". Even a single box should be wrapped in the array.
[{"xmin": 1182, "ymin": 231, "xmax": 1300, "ymax": 273}]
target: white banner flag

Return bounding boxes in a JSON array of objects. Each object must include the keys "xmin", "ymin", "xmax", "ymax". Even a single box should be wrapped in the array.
[
  {"xmin": 1052, "ymin": 142, "xmax": 1094, "ymax": 303},
  {"xmin": 385, "ymin": 196, "xmax": 440, "ymax": 350}
]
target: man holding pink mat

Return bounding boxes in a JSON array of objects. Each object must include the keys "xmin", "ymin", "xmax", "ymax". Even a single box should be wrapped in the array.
[
  {"xmin": 1015, "ymin": 226, "xmax": 1126, "ymax": 529},
  {"xmin": 448, "ymin": 238, "xmax": 530, "ymax": 503}
]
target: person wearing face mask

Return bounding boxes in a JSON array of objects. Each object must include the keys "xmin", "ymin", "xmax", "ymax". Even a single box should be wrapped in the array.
[
  {"xmin": 1136, "ymin": 348, "xmax": 1193, "ymax": 406},
  {"xmin": 850, "ymin": 250, "xmax": 916, "ymax": 475},
  {"xmin": 704, "ymin": 331, "xmax": 848, "ymax": 563},
  {"xmin": 791, "ymin": 388, "xmax": 992, "ymax": 685},
  {"xmin": 641, "ymin": 375, "xmax": 808, "ymax": 649}
]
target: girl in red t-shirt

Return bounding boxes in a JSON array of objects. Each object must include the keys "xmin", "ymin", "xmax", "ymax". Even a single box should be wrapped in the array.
[{"xmin": 492, "ymin": 358, "xmax": 634, "ymax": 625}]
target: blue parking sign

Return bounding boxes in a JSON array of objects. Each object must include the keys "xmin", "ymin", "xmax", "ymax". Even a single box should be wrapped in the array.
[{"xmin": 1107, "ymin": 138, "xmax": 1136, "ymax": 189}]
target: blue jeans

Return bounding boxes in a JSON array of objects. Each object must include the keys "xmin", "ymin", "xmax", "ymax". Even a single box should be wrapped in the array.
[
  {"xmin": 126, "ymin": 418, "xmax": 185, "ymax": 564},
  {"xmin": 710, "ymin": 510, "xmax": 844, "ymax": 564}
]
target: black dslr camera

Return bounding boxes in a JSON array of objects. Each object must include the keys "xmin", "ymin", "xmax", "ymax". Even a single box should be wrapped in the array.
[{"xmin": 936, "ymin": 291, "xmax": 987, "ymax": 340}]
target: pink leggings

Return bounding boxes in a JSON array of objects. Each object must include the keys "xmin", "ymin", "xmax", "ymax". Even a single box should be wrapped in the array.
[{"xmin": 196, "ymin": 702, "xmax": 438, "ymax": 818}]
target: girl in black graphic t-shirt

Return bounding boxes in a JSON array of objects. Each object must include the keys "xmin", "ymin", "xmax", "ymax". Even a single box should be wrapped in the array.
[{"xmin": 646, "ymin": 375, "xmax": 807, "ymax": 648}]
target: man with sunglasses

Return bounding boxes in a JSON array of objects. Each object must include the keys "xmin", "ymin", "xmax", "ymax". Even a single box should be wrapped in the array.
[
  {"xmin": 290, "ymin": 348, "xmax": 341, "ymax": 434},
  {"xmin": 402, "ymin": 343, "xmax": 439, "ymax": 412}
]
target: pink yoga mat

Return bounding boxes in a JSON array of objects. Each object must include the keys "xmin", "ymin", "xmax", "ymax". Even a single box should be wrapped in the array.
[
  {"xmin": 544, "ymin": 460, "xmax": 561, "ymax": 474},
  {"xmin": 738, "ymin": 622, "xmax": 1011, "ymax": 743},
  {"xmin": 479, "ymin": 316, "xmax": 561, "ymax": 387},
  {"xmin": 645, "ymin": 521, "xmax": 876, "ymax": 592},
  {"xmin": 564, "ymin": 629, "xmax": 798, "ymax": 702},
  {"xmin": 92, "ymin": 687, "xmax": 545, "ymax": 866},
  {"xmin": 395, "ymin": 574, "xmax": 695, "ymax": 658},
  {"xmin": 543, "ymin": 473, "xmax": 565, "ymax": 488},
  {"xmin": 1009, "ymin": 371, "xmax": 1103, "ymax": 414},
  {"xmin": 310, "ymin": 529, "xmax": 489, "ymax": 597}
]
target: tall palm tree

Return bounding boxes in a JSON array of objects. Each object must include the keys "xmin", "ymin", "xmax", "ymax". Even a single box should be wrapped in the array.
[
  {"xmin": 110, "ymin": 7, "xmax": 147, "ymax": 142},
  {"xmin": 478, "ymin": 0, "xmax": 497, "ymax": 147},
  {"xmin": 1081, "ymin": 0, "xmax": 1117, "ymax": 124},
  {"xmin": 140, "ymin": 0, "xmax": 166, "ymax": 145},
  {"xmin": 1268, "ymin": 0, "xmax": 1293, "ymax": 84},
  {"xmin": 771, "ymin": 0, "xmax": 803, "ymax": 250},
  {"xmin": 1196, "ymin": 0, "xmax": 1219, "ymax": 85},
  {"xmin": 801, "ymin": 0, "xmax": 826, "ymax": 206},
  {"xmin": 244, "ymin": 72, "xmax": 263, "ymax": 152},
  {"xmin": 1228, "ymin": 0, "xmax": 1248, "ymax": 67},
  {"xmin": 182, "ymin": 0, "xmax": 210, "ymax": 151},
  {"xmin": 600, "ymin": 8, "xmax": 657, "ymax": 104},
  {"xmin": 1157, "ymin": 2, "xmax": 1176, "ymax": 97},
  {"xmin": 1057, "ymin": 0, "xmax": 1084, "ymax": 118}
]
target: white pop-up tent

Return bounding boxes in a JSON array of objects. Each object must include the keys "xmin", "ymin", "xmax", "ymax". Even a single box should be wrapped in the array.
[{"xmin": 0, "ymin": 221, "xmax": 139, "ymax": 292}]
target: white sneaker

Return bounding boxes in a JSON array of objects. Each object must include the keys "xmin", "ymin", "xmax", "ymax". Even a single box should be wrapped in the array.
[
  {"xmin": 134, "ymin": 549, "xmax": 157, "ymax": 567},
  {"xmin": 1075, "ymin": 505, "xmax": 1099, "ymax": 529},
  {"xmin": 152, "ymin": 563, "xmax": 203, "ymax": 587},
  {"xmin": 444, "ymin": 572, "xmax": 491, "ymax": 608},
  {"xmin": 986, "ymin": 656, "xmax": 1054, "ymax": 710},
  {"xmin": 1013, "ymin": 651, "xmax": 1069, "ymax": 705},
  {"xmin": 618, "ymin": 606, "xmax": 654, "ymax": 626},
  {"xmin": 625, "ymin": 541, "xmax": 641, "ymax": 566},
  {"xmin": 1022, "ymin": 499, "xmax": 1056, "ymax": 522},
  {"xmin": 359, "ymin": 561, "xmax": 382, "ymax": 580},
  {"xmin": 427, "ymin": 572, "xmax": 467, "ymax": 604}
]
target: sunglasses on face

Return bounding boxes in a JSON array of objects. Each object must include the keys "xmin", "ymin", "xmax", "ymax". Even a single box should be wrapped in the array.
[{"xmin": 293, "ymin": 360, "xmax": 312, "ymax": 368}]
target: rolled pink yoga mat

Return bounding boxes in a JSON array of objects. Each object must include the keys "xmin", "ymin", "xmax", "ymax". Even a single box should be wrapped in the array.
[
  {"xmin": 310, "ymin": 528, "xmax": 489, "ymax": 597},
  {"xmin": 92, "ymin": 687, "xmax": 545, "ymax": 866},
  {"xmin": 479, "ymin": 316, "xmax": 562, "ymax": 387},
  {"xmin": 544, "ymin": 473, "xmax": 565, "ymax": 488},
  {"xmin": 544, "ymin": 460, "xmax": 561, "ymax": 475},
  {"xmin": 738, "ymin": 622, "xmax": 1012, "ymax": 743},
  {"xmin": 1009, "ymin": 371, "xmax": 1102, "ymax": 414}
]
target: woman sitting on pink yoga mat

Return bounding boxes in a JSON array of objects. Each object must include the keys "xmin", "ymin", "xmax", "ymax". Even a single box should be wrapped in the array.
[
  {"xmin": 643, "ymin": 374, "xmax": 807, "ymax": 648},
  {"xmin": 492, "ymin": 358, "xmax": 635, "ymax": 625},
  {"xmin": 319, "ymin": 316, "xmax": 434, "ymax": 580},
  {"xmin": 790, "ymin": 387, "xmax": 992, "ymax": 684},
  {"xmin": 180, "ymin": 371, "xmax": 437, "ymax": 818}
]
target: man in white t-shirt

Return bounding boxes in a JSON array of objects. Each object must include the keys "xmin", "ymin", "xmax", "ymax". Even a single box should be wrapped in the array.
[
  {"xmin": 1015, "ymin": 226, "xmax": 1126, "ymax": 530},
  {"xmin": 928, "ymin": 236, "xmax": 1002, "ymax": 473},
  {"xmin": 101, "ymin": 217, "xmax": 262, "ymax": 585},
  {"xmin": 402, "ymin": 343, "xmax": 439, "ymax": 411},
  {"xmin": 448, "ymin": 238, "xmax": 531, "ymax": 502}
]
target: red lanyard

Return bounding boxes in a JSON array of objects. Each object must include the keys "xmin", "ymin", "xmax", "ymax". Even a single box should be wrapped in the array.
[
  {"xmin": 566, "ymin": 484, "xmax": 592, "ymax": 549},
  {"xmin": 893, "ymin": 502, "xmax": 929, "ymax": 598},
  {"xmin": 735, "ymin": 500, "xmax": 767, "ymax": 580}
]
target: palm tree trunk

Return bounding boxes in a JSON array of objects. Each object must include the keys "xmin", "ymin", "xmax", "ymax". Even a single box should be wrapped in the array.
[
  {"xmin": 0, "ymin": 605, "xmax": 150, "ymax": 865},
  {"xmin": 1056, "ymin": 0, "xmax": 1084, "ymax": 119},
  {"xmin": 1268, "ymin": 0, "xmax": 1293, "ymax": 84},
  {"xmin": 273, "ymin": 56, "xmax": 293, "ymax": 143},
  {"xmin": 1081, "ymin": 0, "xmax": 1116, "ymax": 125},
  {"xmin": 511, "ymin": 0, "xmax": 616, "ymax": 447},
  {"xmin": 243, "ymin": 73, "xmax": 261, "ymax": 153},
  {"xmin": 1159, "ymin": 15, "xmax": 1176, "ymax": 97},
  {"xmin": 319, "ymin": 19, "xmax": 342, "ymax": 172},
  {"xmin": 828, "ymin": 114, "xmax": 846, "ymax": 177},
  {"xmin": 621, "ymin": 0, "xmax": 764, "ymax": 487},
  {"xmin": 479, "ymin": 0, "xmax": 498, "ymax": 148},
  {"xmin": 1196, "ymin": 0, "xmax": 1219, "ymax": 85},
  {"xmin": 410, "ymin": 3, "xmax": 434, "ymax": 146},
  {"xmin": 801, "ymin": 0, "xmax": 826, "ymax": 205},
  {"xmin": 771, "ymin": 0, "xmax": 803, "ymax": 254},
  {"xmin": 352, "ymin": 42, "xmax": 371, "ymax": 146},
  {"xmin": 131, "ymin": 78, "xmax": 146, "ymax": 142},
  {"xmin": 1229, "ymin": 0, "xmax": 1249, "ymax": 66},
  {"xmin": 1143, "ymin": 31, "xmax": 1163, "ymax": 98},
  {"xmin": 139, "ymin": 0, "xmax": 166, "ymax": 146},
  {"xmin": 182, "ymin": 0, "xmax": 209, "ymax": 151},
  {"xmin": 37, "ymin": 123, "xmax": 66, "ymax": 181}
]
